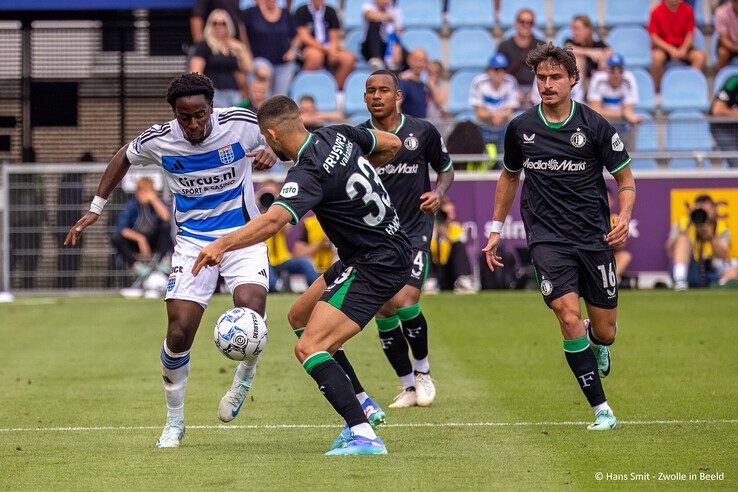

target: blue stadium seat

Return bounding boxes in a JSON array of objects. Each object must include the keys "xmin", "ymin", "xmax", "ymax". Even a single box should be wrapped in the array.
[
  {"xmin": 661, "ymin": 67, "xmax": 710, "ymax": 112},
  {"xmin": 667, "ymin": 110, "xmax": 713, "ymax": 151},
  {"xmin": 692, "ymin": 28, "xmax": 705, "ymax": 51},
  {"xmin": 448, "ymin": 70, "xmax": 479, "ymax": 114},
  {"xmin": 604, "ymin": 0, "xmax": 651, "ymax": 26},
  {"xmin": 343, "ymin": 70, "xmax": 371, "ymax": 115},
  {"xmin": 343, "ymin": 29, "xmax": 363, "ymax": 58},
  {"xmin": 350, "ymin": 111, "xmax": 371, "ymax": 126},
  {"xmin": 503, "ymin": 26, "xmax": 546, "ymax": 41},
  {"xmin": 554, "ymin": 27, "xmax": 572, "ymax": 47},
  {"xmin": 447, "ymin": 0, "xmax": 494, "ymax": 28},
  {"xmin": 714, "ymin": 67, "xmax": 738, "ymax": 93},
  {"xmin": 402, "ymin": 29, "xmax": 441, "ymax": 61},
  {"xmin": 448, "ymin": 29, "xmax": 497, "ymax": 71},
  {"xmin": 291, "ymin": 0, "xmax": 338, "ymax": 12},
  {"xmin": 552, "ymin": 0, "xmax": 599, "ymax": 28},
  {"xmin": 455, "ymin": 110, "xmax": 477, "ymax": 121},
  {"xmin": 498, "ymin": 0, "xmax": 547, "ymax": 28},
  {"xmin": 634, "ymin": 111, "xmax": 658, "ymax": 151},
  {"xmin": 693, "ymin": 0, "xmax": 706, "ymax": 26},
  {"xmin": 343, "ymin": 0, "xmax": 364, "ymax": 31},
  {"xmin": 630, "ymin": 68, "xmax": 656, "ymax": 113},
  {"xmin": 290, "ymin": 70, "xmax": 338, "ymax": 111},
  {"xmin": 606, "ymin": 26, "xmax": 652, "ymax": 68},
  {"xmin": 402, "ymin": 0, "xmax": 443, "ymax": 28}
]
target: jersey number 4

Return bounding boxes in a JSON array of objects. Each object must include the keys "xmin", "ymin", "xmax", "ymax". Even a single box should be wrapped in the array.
[{"xmin": 346, "ymin": 157, "xmax": 392, "ymax": 227}]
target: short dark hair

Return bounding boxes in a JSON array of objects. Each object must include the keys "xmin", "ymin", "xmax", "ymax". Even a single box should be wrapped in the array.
[
  {"xmin": 526, "ymin": 42, "xmax": 580, "ymax": 87},
  {"xmin": 368, "ymin": 69, "xmax": 399, "ymax": 90},
  {"xmin": 257, "ymin": 95, "xmax": 300, "ymax": 127},
  {"xmin": 695, "ymin": 194, "xmax": 714, "ymax": 205},
  {"xmin": 166, "ymin": 73, "xmax": 215, "ymax": 109}
]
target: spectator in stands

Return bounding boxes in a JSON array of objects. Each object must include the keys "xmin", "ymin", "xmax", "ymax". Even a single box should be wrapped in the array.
[
  {"xmin": 715, "ymin": 0, "xmax": 738, "ymax": 71},
  {"xmin": 361, "ymin": 0, "xmax": 405, "ymax": 70},
  {"xmin": 111, "ymin": 177, "xmax": 173, "ymax": 279},
  {"xmin": 299, "ymin": 95, "xmax": 344, "ymax": 131},
  {"xmin": 710, "ymin": 73, "xmax": 738, "ymax": 168},
  {"xmin": 191, "ymin": 0, "xmax": 246, "ymax": 43},
  {"xmin": 565, "ymin": 15, "xmax": 610, "ymax": 88},
  {"xmin": 189, "ymin": 10, "xmax": 252, "ymax": 108},
  {"xmin": 398, "ymin": 48, "xmax": 431, "ymax": 118},
  {"xmin": 241, "ymin": 74, "xmax": 270, "ymax": 111},
  {"xmin": 242, "ymin": 0, "xmax": 299, "ymax": 97},
  {"xmin": 648, "ymin": 0, "xmax": 705, "ymax": 92},
  {"xmin": 586, "ymin": 53, "xmax": 644, "ymax": 152},
  {"xmin": 497, "ymin": 8, "xmax": 545, "ymax": 101},
  {"xmin": 294, "ymin": 0, "xmax": 356, "ymax": 90},
  {"xmin": 426, "ymin": 60, "xmax": 449, "ymax": 120},
  {"xmin": 294, "ymin": 213, "xmax": 335, "ymax": 273},
  {"xmin": 468, "ymin": 53, "xmax": 520, "ymax": 150},
  {"xmin": 667, "ymin": 194, "xmax": 738, "ymax": 290},
  {"xmin": 430, "ymin": 198, "xmax": 475, "ymax": 294}
]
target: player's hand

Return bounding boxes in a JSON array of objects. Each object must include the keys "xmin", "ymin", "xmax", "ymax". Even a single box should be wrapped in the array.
[
  {"xmin": 482, "ymin": 232, "xmax": 504, "ymax": 271},
  {"xmin": 607, "ymin": 213, "xmax": 630, "ymax": 248},
  {"xmin": 248, "ymin": 148, "xmax": 278, "ymax": 171},
  {"xmin": 192, "ymin": 240, "xmax": 226, "ymax": 276},
  {"xmin": 419, "ymin": 191, "xmax": 441, "ymax": 214},
  {"xmin": 64, "ymin": 211, "xmax": 99, "ymax": 247}
]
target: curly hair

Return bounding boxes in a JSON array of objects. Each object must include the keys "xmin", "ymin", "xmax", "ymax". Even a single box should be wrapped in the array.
[
  {"xmin": 526, "ymin": 42, "xmax": 580, "ymax": 87},
  {"xmin": 166, "ymin": 73, "xmax": 215, "ymax": 109}
]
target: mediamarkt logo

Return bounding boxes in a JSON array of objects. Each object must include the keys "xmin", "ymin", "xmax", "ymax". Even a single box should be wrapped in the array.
[
  {"xmin": 377, "ymin": 162, "xmax": 419, "ymax": 175},
  {"xmin": 523, "ymin": 158, "xmax": 586, "ymax": 171}
]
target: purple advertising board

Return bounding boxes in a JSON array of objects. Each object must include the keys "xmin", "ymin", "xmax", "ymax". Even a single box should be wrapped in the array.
[{"xmin": 445, "ymin": 171, "xmax": 738, "ymax": 273}]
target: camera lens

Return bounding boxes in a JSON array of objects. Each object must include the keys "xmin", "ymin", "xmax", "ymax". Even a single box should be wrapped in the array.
[
  {"xmin": 690, "ymin": 208, "xmax": 708, "ymax": 225},
  {"xmin": 259, "ymin": 192, "xmax": 275, "ymax": 208}
]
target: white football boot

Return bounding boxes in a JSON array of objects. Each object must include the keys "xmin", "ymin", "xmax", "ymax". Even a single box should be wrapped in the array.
[
  {"xmin": 414, "ymin": 372, "xmax": 436, "ymax": 407},
  {"xmin": 388, "ymin": 388, "xmax": 417, "ymax": 408},
  {"xmin": 218, "ymin": 368, "xmax": 254, "ymax": 422},
  {"xmin": 156, "ymin": 417, "xmax": 185, "ymax": 448}
]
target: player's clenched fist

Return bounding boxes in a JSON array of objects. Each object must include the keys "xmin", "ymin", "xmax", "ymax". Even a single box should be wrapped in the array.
[
  {"xmin": 192, "ymin": 240, "xmax": 226, "ymax": 276},
  {"xmin": 64, "ymin": 211, "xmax": 100, "ymax": 247}
]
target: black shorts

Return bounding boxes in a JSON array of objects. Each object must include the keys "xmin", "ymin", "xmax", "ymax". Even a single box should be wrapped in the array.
[
  {"xmin": 407, "ymin": 248, "xmax": 431, "ymax": 290},
  {"xmin": 530, "ymin": 244, "xmax": 618, "ymax": 309},
  {"xmin": 322, "ymin": 260, "xmax": 410, "ymax": 328}
]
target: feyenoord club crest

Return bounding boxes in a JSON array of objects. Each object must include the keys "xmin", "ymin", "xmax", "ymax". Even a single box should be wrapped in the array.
[
  {"xmin": 570, "ymin": 131, "xmax": 586, "ymax": 148},
  {"xmin": 540, "ymin": 279, "xmax": 553, "ymax": 296},
  {"xmin": 218, "ymin": 145, "xmax": 235, "ymax": 164},
  {"xmin": 404, "ymin": 135, "xmax": 419, "ymax": 151}
]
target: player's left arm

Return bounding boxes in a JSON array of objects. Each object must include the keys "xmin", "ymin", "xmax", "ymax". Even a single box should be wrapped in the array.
[
  {"xmin": 420, "ymin": 126, "xmax": 455, "ymax": 213},
  {"xmin": 192, "ymin": 205, "xmax": 292, "ymax": 276},
  {"xmin": 608, "ymin": 166, "xmax": 636, "ymax": 248},
  {"xmin": 329, "ymin": 124, "xmax": 401, "ymax": 166}
]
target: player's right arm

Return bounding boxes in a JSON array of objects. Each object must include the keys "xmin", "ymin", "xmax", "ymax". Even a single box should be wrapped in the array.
[
  {"xmin": 328, "ymin": 124, "xmax": 401, "ymax": 166},
  {"xmin": 64, "ymin": 145, "xmax": 132, "ymax": 247}
]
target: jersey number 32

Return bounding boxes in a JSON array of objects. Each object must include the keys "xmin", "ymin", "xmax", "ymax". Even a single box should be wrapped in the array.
[{"xmin": 346, "ymin": 157, "xmax": 392, "ymax": 227}]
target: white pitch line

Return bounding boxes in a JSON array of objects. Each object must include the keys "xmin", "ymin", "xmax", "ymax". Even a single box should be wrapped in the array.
[{"xmin": 0, "ymin": 419, "xmax": 735, "ymax": 433}]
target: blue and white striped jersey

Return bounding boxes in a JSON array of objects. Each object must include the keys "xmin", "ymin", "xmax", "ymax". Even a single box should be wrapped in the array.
[{"xmin": 126, "ymin": 107, "xmax": 266, "ymax": 244}]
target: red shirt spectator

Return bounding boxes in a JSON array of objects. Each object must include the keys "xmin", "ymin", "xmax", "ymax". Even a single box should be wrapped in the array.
[{"xmin": 648, "ymin": 1, "xmax": 695, "ymax": 47}]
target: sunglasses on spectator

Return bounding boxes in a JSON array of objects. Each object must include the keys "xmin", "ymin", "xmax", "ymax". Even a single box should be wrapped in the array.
[
  {"xmin": 212, "ymin": 21, "xmax": 227, "ymax": 26},
  {"xmin": 517, "ymin": 19, "xmax": 534, "ymax": 26}
]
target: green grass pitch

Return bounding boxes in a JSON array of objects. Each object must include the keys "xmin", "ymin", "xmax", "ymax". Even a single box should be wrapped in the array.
[{"xmin": 1, "ymin": 291, "xmax": 736, "ymax": 489}]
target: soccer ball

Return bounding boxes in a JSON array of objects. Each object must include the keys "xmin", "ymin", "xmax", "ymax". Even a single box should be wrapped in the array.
[{"xmin": 213, "ymin": 307, "xmax": 267, "ymax": 361}]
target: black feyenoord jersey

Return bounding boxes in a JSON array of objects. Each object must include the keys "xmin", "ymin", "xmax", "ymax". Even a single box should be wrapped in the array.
[
  {"xmin": 504, "ymin": 101, "xmax": 632, "ymax": 250},
  {"xmin": 272, "ymin": 125, "xmax": 411, "ymax": 268},
  {"xmin": 359, "ymin": 114, "xmax": 452, "ymax": 250}
]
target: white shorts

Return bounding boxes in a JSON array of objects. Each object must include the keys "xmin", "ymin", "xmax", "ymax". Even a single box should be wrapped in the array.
[{"xmin": 165, "ymin": 237, "xmax": 269, "ymax": 308}]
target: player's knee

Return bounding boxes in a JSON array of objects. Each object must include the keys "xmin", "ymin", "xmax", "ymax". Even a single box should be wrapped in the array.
[
  {"xmin": 294, "ymin": 339, "xmax": 313, "ymax": 363},
  {"xmin": 166, "ymin": 324, "xmax": 191, "ymax": 353},
  {"xmin": 558, "ymin": 311, "xmax": 583, "ymax": 337}
]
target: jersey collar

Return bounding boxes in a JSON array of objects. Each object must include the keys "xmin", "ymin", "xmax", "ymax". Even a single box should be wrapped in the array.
[
  {"xmin": 295, "ymin": 133, "xmax": 313, "ymax": 163},
  {"xmin": 370, "ymin": 113, "xmax": 406, "ymax": 134},
  {"xmin": 537, "ymin": 100, "xmax": 576, "ymax": 130}
]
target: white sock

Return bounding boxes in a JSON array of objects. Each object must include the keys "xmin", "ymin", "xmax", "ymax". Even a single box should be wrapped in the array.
[
  {"xmin": 160, "ymin": 341, "xmax": 190, "ymax": 420},
  {"xmin": 235, "ymin": 356, "xmax": 258, "ymax": 382},
  {"xmin": 593, "ymin": 401, "xmax": 611, "ymax": 416},
  {"xmin": 673, "ymin": 263, "xmax": 688, "ymax": 283},
  {"xmin": 400, "ymin": 373, "xmax": 415, "ymax": 390},
  {"xmin": 356, "ymin": 391, "xmax": 369, "ymax": 405},
  {"xmin": 350, "ymin": 422, "xmax": 376, "ymax": 439},
  {"xmin": 412, "ymin": 357, "xmax": 430, "ymax": 373}
]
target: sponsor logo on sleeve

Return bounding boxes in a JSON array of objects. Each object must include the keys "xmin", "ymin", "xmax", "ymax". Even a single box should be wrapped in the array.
[
  {"xmin": 440, "ymin": 137, "xmax": 448, "ymax": 153},
  {"xmin": 280, "ymin": 182, "xmax": 299, "ymax": 198},
  {"xmin": 611, "ymin": 133, "xmax": 624, "ymax": 152}
]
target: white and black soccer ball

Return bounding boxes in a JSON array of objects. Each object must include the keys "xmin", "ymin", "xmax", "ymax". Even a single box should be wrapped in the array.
[{"xmin": 213, "ymin": 307, "xmax": 267, "ymax": 361}]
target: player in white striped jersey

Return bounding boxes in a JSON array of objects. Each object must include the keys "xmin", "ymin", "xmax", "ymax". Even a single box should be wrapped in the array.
[{"xmin": 64, "ymin": 74, "xmax": 278, "ymax": 448}]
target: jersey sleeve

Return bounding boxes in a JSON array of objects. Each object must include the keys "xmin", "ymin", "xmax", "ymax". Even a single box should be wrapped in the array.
[
  {"xmin": 598, "ymin": 116, "xmax": 632, "ymax": 174},
  {"xmin": 125, "ymin": 126, "xmax": 163, "ymax": 167},
  {"xmin": 502, "ymin": 118, "xmax": 523, "ymax": 173},
  {"xmin": 327, "ymin": 124, "xmax": 376, "ymax": 155},
  {"xmin": 271, "ymin": 164, "xmax": 323, "ymax": 225},
  {"xmin": 425, "ymin": 124, "xmax": 453, "ymax": 173}
]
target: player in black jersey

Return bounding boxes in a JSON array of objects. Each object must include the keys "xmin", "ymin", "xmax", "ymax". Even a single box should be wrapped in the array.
[
  {"xmin": 193, "ymin": 95, "xmax": 412, "ymax": 455},
  {"xmin": 357, "ymin": 70, "xmax": 454, "ymax": 408},
  {"xmin": 483, "ymin": 44, "xmax": 636, "ymax": 431}
]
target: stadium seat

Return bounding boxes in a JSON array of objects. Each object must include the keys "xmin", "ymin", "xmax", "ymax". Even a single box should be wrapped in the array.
[
  {"xmin": 606, "ymin": 26, "xmax": 652, "ymax": 68},
  {"xmin": 448, "ymin": 70, "xmax": 479, "ymax": 114},
  {"xmin": 502, "ymin": 26, "xmax": 546, "ymax": 41},
  {"xmin": 630, "ymin": 159, "xmax": 660, "ymax": 169},
  {"xmin": 498, "ymin": 0, "xmax": 547, "ymax": 29},
  {"xmin": 289, "ymin": 70, "xmax": 338, "ymax": 111},
  {"xmin": 350, "ymin": 111, "xmax": 371, "ymax": 126},
  {"xmin": 455, "ymin": 110, "xmax": 477, "ymax": 121},
  {"xmin": 401, "ymin": 0, "xmax": 443, "ymax": 28},
  {"xmin": 552, "ymin": 0, "xmax": 599, "ymax": 28},
  {"xmin": 714, "ymin": 66, "xmax": 738, "ymax": 93},
  {"xmin": 604, "ymin": 0, "xmax": 651, "ymax": 26},
  {"xmin": 343, "ymin": 29, "xmax": 363, "ymax": 58},
  {"xmin": 661, "ymin": 67, "xmax": 710, "ymax": 112},
  {"xmin": 693, "ymin": 0, "xmax": 706, "ymax": 26},
  {"xmin": 667, "ymin": 110, "xmax": 713, "ymax": 151},
  {"xmin": 343, "ymin": 0, "xmax": 364, "ymax": 31},
  {"xmin": 630, "ymin": 68, "xmax": 656, "ymax": 113},
  {"xmin": 447, "ymin": 0, "xmax": 494, "ymax": 29},
  {"xmin": 692, "ymin": 28, "xmax": 705, "ymax": 51},
  {"xmin": 448, "ymin": 29, "xmax": 497, "ymax": 71},
  {"xmin": 634, "ymin": 111, "xmax": 658, "ymax": 151},
  {"xmin": 402, "ymin": 29, "xmax": 441, "ymax": 61},
  {"xmin": 343, "ymin": 70, "xmax": 372, "ymax": 115}
]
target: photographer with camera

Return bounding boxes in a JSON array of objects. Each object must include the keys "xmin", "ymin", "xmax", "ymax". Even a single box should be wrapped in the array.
[
  {"xmin": 257, "ymin": 180, "xmax": 320, "ymax": 292},
  {"xmin": 429, "ymin": 198, "xmax": 476, "ymax": 294},
  {"xmin": 666, "ymin": 194, "xmax": 738, "ymax": 290}
]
